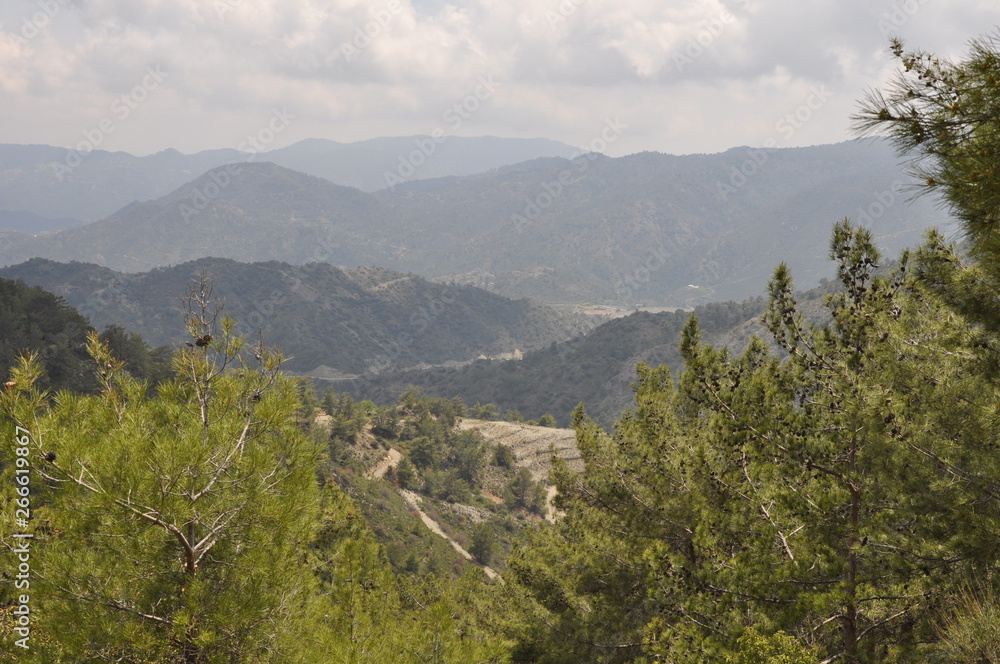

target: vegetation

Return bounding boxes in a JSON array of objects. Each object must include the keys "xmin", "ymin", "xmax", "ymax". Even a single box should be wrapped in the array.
[
  {"xmin": 4, "ymin": 31, "xmax": 1000, "ymax": 664},
  {"xmin": 489, "ymin": 33, "xmax": 1000, "ymax": 663},
  {"xmin": 0, "ymin": 277, "xmax": 171, "ymax": 394},
  {"xmin": 346, "ymin": 297, "xmax": 769, "ymax": 427},
  {"xmin": 0, "ymin": 258, "xmax": 589, "ymax": 375},
  {"xmin": 0, "ymin": 277, "xmax": 95, "ymax": 394},
  {"xmin": 1, "ymin": 281, "xmax": 324, "ymax": 661},
  {"xmin": 493, "ymin": 220, "xmax": 999, "ymax": 662},
  {"xmin": 0, "ymin": 281, "xmax": 506, "ymax": 663}
]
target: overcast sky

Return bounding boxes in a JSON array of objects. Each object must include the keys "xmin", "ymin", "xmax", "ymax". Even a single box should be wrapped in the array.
[{"xmin": 1, "ymin": 0, "xmax": 996, "ymax": 158}]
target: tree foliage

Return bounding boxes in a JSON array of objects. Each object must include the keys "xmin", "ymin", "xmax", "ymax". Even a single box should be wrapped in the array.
[
  {"xmin": 1, "ymin": 279, "xmax": 324, "ymax": 662},
  {"xmin": 854, "ymin": 33, "xmax": 1000, "ymax": 331},
  {"xmin": 500, "ymin": 221, "xmax": 1000, "ymax": 663}
]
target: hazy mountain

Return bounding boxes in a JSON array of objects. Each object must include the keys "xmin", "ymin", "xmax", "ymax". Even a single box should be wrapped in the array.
[
  {"xmin": 0, "ymin": 227, "xmax": 27, "ymax": 247},
  {"xmin": 374, "ymin": 140, "xmax": 953, "ymax": 304},
  {"xmin": 0, "ymin": 137, "xmax": 578, "ymax": 227},
  {"xmin": 0, "ymin": 143, "xmax": 244, "ymax": 224},
  {"xmin": 0, "ymin": 209, "xmax": 85, "ymax": 234},
  {"xmin": 0, "ymin": 258, "xmax": 591, "ymax": 375},
  {"xmin": 0, "ymin": 163, "xmax": 388, "ymax": 271},
  {"xmin": 264, "ymin": 136, "xmax": 579, "ymax": 191},
  {"xmin": 0, "ymin": 139, "xmax": 954, "ymax": 306}
]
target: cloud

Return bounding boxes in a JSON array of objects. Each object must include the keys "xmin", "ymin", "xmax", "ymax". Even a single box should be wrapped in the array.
[{"xmin": 0, "ymin": 0, "xmax": 994, "ymax": 156}]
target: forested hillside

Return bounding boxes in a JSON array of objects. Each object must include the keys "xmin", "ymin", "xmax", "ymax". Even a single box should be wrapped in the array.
[
  {"xmin": 0, "ymin": 277, "xmax": 171, "ymax": 393},
  {"xmin": 3, "ymin": 34, "xmax": 1000, "ymax": 664},
  {"xmin": 343, "ymin": 297, "xmax": 773, "ymax": 427},
  {"xmin": 0, "ymin": 258, "xmax": 589, "ymax": 375}
]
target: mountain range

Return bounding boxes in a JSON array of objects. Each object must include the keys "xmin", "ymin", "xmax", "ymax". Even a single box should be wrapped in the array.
[
  {"xmin": 0, "ymin": 138, "xmax": 954, "ymax": 306},
  {"xmin": 0, "ymin": 136, "xmax": 578, "ymax": 227},
  {"xmin": 0, "ymin": 258, "xmax": 590, "ymax": 376}
]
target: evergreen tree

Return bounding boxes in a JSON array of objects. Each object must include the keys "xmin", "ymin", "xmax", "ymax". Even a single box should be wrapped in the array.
[
  {"xmin": 469, "ymin": 522, "xmax": 499, "ymax": 565},
  {"xmin": 1, "ymin": 280, "xmax": 323, "ymax": 663},
  {"xmin": 501, "ymin": 223, "xmax": 1000, "ymax": 663},
  {"xmin": 854, "ymin": 33, "xmax": 1000, "ymax": 331},
  {"xmin": 0, "ymin": 278, "xmax": 94, "ymax": 394},
  {"xmin": 305, "ymin": 483, "xmax": 509, "ymax": 663},
  {"xmin": 672, "ymin": 223, "xmax": 997, "ymax": 662},
  {"xmin": 97, "ymin": 323, "xmax": 173, "ymax": 388},
  {"xmin": 470, "ymin": 402, "xmax": 499, "ymax": 420},
  {"xmin": 933, "ymin": 587, "xmax": 1000, "ymax": 663}
]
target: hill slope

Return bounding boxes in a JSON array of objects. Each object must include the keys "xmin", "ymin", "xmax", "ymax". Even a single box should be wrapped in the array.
[
  {"xmin": 0, "ymin": 277, "xmax": 172, "ymax": 393},
  {"xmin": 339, "ymin": 297, "xmax": 770, "ymax": 427},
  {"xmin": 0, "ymin": 140, "xmax": 953, "ymax": 305},
  {"xmin": 0, "ymin": 258, "xmax": 590, "ymax": 375},
  {"xmin": 340, "ymin": 286, "xmax": 840, "ymax": 428}
]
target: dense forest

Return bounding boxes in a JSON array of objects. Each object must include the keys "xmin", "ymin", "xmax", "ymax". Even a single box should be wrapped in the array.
[
  {"xmin": 3, "ymin": 35, "xmax": 1000, "ymax": 663},
  {"xmin": 0, "ymin": 258, "xmax": 591, "ymax": 375},
  {"xmin": 0, "ymin": 277, "xmax": 172, "ymax": 393},
  {"xmin": 342, "ymin": 297, "xmax": 772, "ymax": 427}
]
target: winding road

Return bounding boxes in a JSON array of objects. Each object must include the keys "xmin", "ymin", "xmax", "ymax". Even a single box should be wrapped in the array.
[{"xmin": 368, "ymin": 448, "xmax": 501, "ymax": 581}]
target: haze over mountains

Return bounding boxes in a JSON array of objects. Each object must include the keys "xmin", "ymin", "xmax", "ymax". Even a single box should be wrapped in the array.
[
  {"xmin": 0, "ymin": 137, "xmax": 953, "ymax": 306},
  {"xmin": 0, "ymin": 136, "xmax": 578, "ymax": 226}
]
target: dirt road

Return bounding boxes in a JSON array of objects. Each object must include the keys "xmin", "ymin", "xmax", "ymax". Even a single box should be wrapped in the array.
[
  {"xmin": 368, "ymin": 447, "xmax": 501, "ymax": 580},
  {"xmin": 366, "ymin": 448, "xmax": 402, "ymax": 479},
  {"xmin": 400, "ymin": 490, "xmax": 500, "ymax": 581}
]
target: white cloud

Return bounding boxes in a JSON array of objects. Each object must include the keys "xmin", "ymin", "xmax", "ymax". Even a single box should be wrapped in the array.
[{"xmin": 0, "ymin": 0, "xmax": 995, "ymax": 156}]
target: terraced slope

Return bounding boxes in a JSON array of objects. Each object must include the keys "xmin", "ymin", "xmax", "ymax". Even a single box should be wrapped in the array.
[{"xmin": 456, "ymin": 419, "xmax": 583, "ymax": 481}]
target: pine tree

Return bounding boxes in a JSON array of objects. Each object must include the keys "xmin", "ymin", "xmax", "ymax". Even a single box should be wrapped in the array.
[
  {"xmin": 501, "ymin": 222, "xmax": 1000, "ymax": 663},
  {"xmin": 1, "ymin": 279, "xmax": 323, "ymax": 663},
  {"xmin": 854, "ymin": 33, "xmax": 1000, "ymax": 330},
  {"xmin": 671, "ymin": 222, "xmax": 999, "ymax": 662}
]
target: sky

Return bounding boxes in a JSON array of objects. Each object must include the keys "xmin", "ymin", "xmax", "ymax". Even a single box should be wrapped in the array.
[{"xmin": 0, "ymin": 0, "xmax": 996, "ymax": 158}]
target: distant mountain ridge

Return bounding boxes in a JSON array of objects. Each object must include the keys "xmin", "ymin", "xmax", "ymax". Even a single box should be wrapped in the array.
[
  {"xmin": 0, "ymin": 136, "xmax": 578, "ymax": 225},
  {"xmin": 0, "ymin": 209, "xmax": 85, "ymax": 234},
  {"xmin": 0, "ymin": 139, "xmax": 955, "ymax": 306},
  {"xmin": 0, "ymin": 257, "xmax": 590, "ymax": 375}
]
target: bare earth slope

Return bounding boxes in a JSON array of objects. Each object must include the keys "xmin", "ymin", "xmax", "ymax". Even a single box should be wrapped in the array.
[{"xmin": 456, "ymin": 419, "xmax": 583, "ymax": 481}]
